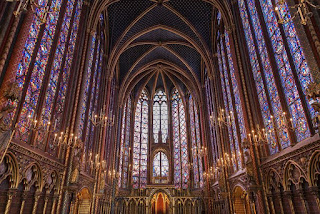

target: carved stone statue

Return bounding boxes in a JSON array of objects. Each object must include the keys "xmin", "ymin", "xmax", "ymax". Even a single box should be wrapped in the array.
[
  {"xmin": 99, "ymin": 171, "xmax": 106, "ymax": 191},
  {"xmin": 307, "ymin": 82, "xmax": 320, "ymax": 132},
  {"xmin": 70, "ymin": 142, "xmax": 83, "ymax": 184},
  {"xmin": 0, "ymin": 82, "xmax": 21, "ymax": 162},
  {"xmin": 242, "ymin": 138, "xmax": 256, "ymax": 185}
]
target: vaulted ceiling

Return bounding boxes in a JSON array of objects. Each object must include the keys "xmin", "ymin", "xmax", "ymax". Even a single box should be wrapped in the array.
[{"xmin": 90, "ymin": 0, "xmax": 233, "ymax": 100}]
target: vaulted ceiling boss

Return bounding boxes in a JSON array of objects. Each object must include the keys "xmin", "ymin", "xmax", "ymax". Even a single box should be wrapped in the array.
[{"xmin": 0, "ymin": 0, "xmax": 320, "ymax": 213}]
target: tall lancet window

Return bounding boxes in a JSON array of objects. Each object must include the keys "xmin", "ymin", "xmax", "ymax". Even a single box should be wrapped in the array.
[
  {"xmin": 153, "ymin": 89, "xmax": 168, "ymax": 143},
  {"xmin": 133, "ymin": 89, "xmax": 149, "ymax": 189},
  {"xmin": 14, "ymin": 0, "xmax": 83, "ymax": 144},
  {"xmin": 118, "ymin": 97, "xmax": 131, "ymax": 189},
  {"xmin": 237, "ymin": 0, "xmax": 314, "ymax": 152},
  {"xmin": 153, "ymin": 152, "xmax": 169, "ymax": 184},
  {"xmin": 171, "ymin": 88, "xmax": 189, "ymax": 189},
  {"xmin": 217, "ymin": 31, "xmax": 244, "ymax": 171},
  {"xmin": 189, "ymin": 95, "xmax": 204, "ymax": 188}
]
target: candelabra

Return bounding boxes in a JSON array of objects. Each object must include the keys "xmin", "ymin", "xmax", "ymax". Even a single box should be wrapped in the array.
[
  {"xmin": 12, "ymin": 0, "xmax": 59, "ymax": 24},
  {"xmin": 192, "ymin": 146, "xmax": 208, "ymax": 158},
  {"xmin": 209, "ymin": 109, "xmax": 234, "ymax": 128},
  {"xmin": 90, "ymin": 106, "xmax": 114, "ymax": 127},
  {"xmin": 247, "ymin": 111, "xmax": 295, "ymax": 147},
  {"xmin": 274, "ymin": 0, "xmax": 320, "ymax": 25},
  {"xmin": 24, "ymin": 114, "xmax": 54, "ymax": 132},
  {"xmin": 52, "ymin": 129, "xmax": 79, "ymax": 148}
]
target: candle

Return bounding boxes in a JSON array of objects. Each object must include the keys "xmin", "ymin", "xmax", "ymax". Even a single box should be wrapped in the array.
[{"xmin": 54, "ymin": 133, "xmax": 57, "ymax": 142}]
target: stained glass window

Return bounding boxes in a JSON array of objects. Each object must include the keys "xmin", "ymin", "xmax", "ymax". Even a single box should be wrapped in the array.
[
  {"xmin": 15, "ymin": 0, "xmax": 64, "ymax": 142},
  {"xmin": 217, "ymin": 30, "xmax": 245, "ymax": 171},
  {"xmin": 153, "ymin": 152, "xmax": 169, "ymax": 184},
  {"xmin": 237, "ymin": 0, "xmax": 313, "ymax": 152},
  {"xmin": 172, "ymin": 88, "xmax": 189, "ymax": 189},
  {"xmin": 118, "ymin": 97, "xmax": 131, "ymax": 188},
  {"xmin": 258, "ymin": 0, "xmax": 312, "ymax": 142},
  {"xmin": 13, "ymin": 0, "xmax": 83, "ymax": 149},
  {"xmin": 79, "ymin": 33, "xmax": 97, "ymax": 141},
  {"xmin": 189, "ymin": 96, "xmax": 204, "ymax": 188},
  {"xmin": 37, "ymin": 0, "xmax": 82, "ymax": 150},
  {"xmin": 238, "ymin": 0, "xmax": 284, "ymax": 154},
  {"xmin": 205, "ymin": 74, "xmax": 219, "ymax": 179},
  {"xmin": 153, "ymin": 89, "xmax": 168, "ymax": 143},
  {"xmin": 133, "ymin": 89, "xmax": 149, "ymax": 189}
]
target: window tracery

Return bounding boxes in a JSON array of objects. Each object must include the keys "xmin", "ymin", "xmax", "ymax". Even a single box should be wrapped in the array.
[
  {"xmin": 171, "ymin": 88, "xmax": 189, "ymax": 189},
  {"xmin": 153, "ymin": 151, "xmax": 169, "ymax": 184},
  {"xmin": 133, "ymin": 89, "xmax": 149, "ymax": 189},
  {"xmin": 153, "ymin": 89, "xmax": 168, "ymax": 144},
  {"xmin": 189, "ymin": 95, "xmax": 204, "ymax": 188}
]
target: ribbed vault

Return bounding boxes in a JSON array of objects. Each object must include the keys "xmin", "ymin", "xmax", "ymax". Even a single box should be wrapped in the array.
[{"xmin": 88, "ymin": 0, "xmax": 234, "ymax": 103}]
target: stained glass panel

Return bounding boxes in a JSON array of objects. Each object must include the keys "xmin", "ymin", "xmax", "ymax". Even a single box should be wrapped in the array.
[
  {"xmin": 133, "ymin": 89, "xmax": 149, "ymax": 189},
  {"xmin": 172, "ymin": 88, "xmax": 189, "ymax": 189},
  {"xmin": 153, "ymin": 89, "xmax": 168, "ymax": 143}
]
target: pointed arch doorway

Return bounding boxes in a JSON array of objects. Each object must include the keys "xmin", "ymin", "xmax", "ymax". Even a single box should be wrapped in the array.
[{"xmin": 151, "ymin": 192, "xmax": 170, "ymax": 214}]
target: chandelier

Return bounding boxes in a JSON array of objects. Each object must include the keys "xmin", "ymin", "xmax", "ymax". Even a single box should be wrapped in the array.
[
  {"xmin": 11, "ymin": 0, "xmax": 59, "ymax": 24},
  {"xmin": 90, "ymin": 106, "xmax": 114, "ymax": 127},
  {"xmin": 209, "ymin": 109, "xmax": 234, "ymax": 128},
  {"xmin": 274, "ymin": 0, "xmax": 320, "ymax": 25}
]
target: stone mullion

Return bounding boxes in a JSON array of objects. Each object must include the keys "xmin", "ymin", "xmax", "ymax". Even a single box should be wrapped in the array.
[{"xmin": 30, "ymin": 0, "xmax": 69, "ymax": 149}]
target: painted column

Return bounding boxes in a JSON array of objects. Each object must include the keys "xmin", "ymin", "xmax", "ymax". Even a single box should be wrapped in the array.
[
  {"xmin": 32, "ymin": 191, "xmax": 41, "ymax": 214},
  {"xmin": 4, "ymin": 188, "xmax": 15, "ymax": 214},
  {"xmin": 267, "ymin": 194, "xmax": 275, "ymax": 214},
  {"xmin": 19, "ymin": 192, "xmax": 27, "ymax": 214},
  {"xmin": 283, "ymin": 191, "xmax": 295, "ymax": 214}
]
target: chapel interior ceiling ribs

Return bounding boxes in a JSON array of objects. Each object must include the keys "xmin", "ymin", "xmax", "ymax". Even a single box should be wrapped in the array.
[{"xmin": 101, "ymin": 0, "xmax": 228, "ymax": 92}]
